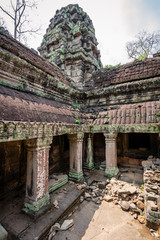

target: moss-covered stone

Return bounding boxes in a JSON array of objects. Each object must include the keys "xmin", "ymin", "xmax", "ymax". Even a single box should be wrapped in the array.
[{"xmin": 38, "ymin": 4, "xmax": 102, "ymax": 90}]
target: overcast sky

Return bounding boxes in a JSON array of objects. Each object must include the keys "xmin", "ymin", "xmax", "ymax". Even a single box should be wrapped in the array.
[{"xmin": 1, "ymin": 0, "xmax": 160, "ymax": 66}]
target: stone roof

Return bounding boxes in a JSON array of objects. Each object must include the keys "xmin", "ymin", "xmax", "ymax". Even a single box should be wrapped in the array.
[
  {"xmin": 89, "ymin": 101, "xmax": 160, "ymax": 126},
  {"xmin": 0, "ymin": 29, "xmax": 160, "ymax": 137},
  {"xmin": 92, "ymin": 58, "xmax": 160, "ymax": 89},
  {"xmin": 0, "ymin": 85, "xmax": 80, "ymax": 124},
  {"xmin": 0, "ymin": 32, "xmax": 74, "ymax": 88}
]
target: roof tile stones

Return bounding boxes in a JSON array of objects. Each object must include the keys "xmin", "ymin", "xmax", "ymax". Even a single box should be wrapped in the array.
[
  {"xmin": 92, "ymin": 58, "xmax": 160, "ymax": 89},
  {"xmin": 0, "ymin": 85, "xmax": 78, "ymax": 124},
  {"xmin": 91, "ymin": 101, "xmax": 160, "ymax": 126}
]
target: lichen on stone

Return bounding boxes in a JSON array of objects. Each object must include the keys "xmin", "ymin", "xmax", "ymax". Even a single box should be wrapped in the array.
[{"xmin": 38, "ymin": 4, "xmax": 102, "ymax": 90}]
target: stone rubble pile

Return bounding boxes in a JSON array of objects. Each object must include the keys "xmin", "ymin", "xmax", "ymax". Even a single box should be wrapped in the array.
[
  {"xmin": 77, "ymin": 177, "xmax": 160, "ymax": 238},
  {"xmin": 78, "ymin": 178, "xmax": 145, "ymax": 222}
]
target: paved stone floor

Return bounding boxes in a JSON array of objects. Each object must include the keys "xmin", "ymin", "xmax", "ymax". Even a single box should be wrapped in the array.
[
  {"xmin": 55, "ymin": 201, "xmax": 155, "ymax": 240},
  {"xmin": 0, "ymin": 169, "xmax": 145, "ymax": 239}
]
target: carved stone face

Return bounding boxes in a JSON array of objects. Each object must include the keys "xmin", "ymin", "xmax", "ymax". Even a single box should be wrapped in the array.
[{"xmin": 38, "ymin": 4, "xmax": 102, "ymax": 90}]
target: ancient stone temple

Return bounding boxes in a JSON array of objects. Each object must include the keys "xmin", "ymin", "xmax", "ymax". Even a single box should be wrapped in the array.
[
  {"xmin": 38, "ymin": 4, "xmax": 102, "ymax": 89},
  {"xmin": 0, "ymin": 3, "xmax": 160, "ymax": 239}
]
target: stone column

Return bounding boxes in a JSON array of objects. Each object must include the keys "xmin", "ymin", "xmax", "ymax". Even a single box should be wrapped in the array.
[
  {"xmin": 104, "ymin": 133, "xmax": 119, "ymax": 177},
  {"xmin": 84, "ymin": 133, "xmax": 94, "ymax": 170},
  {"xmin": 23, "ymin": 137, "xmax": 52, "ymax": 217},
  {"xmin": 68, "ymin": 133, "xmax": 84, "ymax": 182}
]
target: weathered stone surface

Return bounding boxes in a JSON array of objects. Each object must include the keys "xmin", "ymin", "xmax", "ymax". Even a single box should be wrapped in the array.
[
  {"xmin": 103, "ymin": 195, "xmax": 113, "ymax": 202},
  {"xmin": 98, "ymin": 182, "xmax": 106, "ymax": 189},
  {"xmin": 130, "ymin": 203, "xmax": 139, "ymax": 213},
  {"xmin": 143, "ymin": 167, "xmax": 160, "ymax": 226},
  {"xmin": 84, "ymin": 192, "xmax": 92, "ymax": 199},
  {"xmin": 120, "ymin": 201, "xmax": 130, "ymax": 211},
  {"xmin": 136, "ymin": 200, "xmax": 144, "ymax": 211},
  {"xmin": 39, "ymin": 4, "xmax": 102, "ymax": 90},
  {"xmin": 61, "ymin": 219, "xmax": 74, "ymax": 230},
  {"xmin": 138, "ymin": 216, "xmax": 145, "ymax": 224},
  {"xmin": 53, "ymin": 200, "xmax": 59, "ymax": 208},
  {"xmin": 80, "ymin": 196, "xmax": 84, "ymax": 203}
]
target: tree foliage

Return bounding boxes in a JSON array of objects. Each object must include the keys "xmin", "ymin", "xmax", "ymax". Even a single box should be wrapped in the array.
[
  {"xmin": 0, "ymin": 0, "xmax": 40, "ymax": 42},
  {"xmin": 104, "ymin": 63, "xmax": 121, "ymax": 69},
  {"xmin": 126, "ymin": 30, "xmax": 160, "ymax": 60}
]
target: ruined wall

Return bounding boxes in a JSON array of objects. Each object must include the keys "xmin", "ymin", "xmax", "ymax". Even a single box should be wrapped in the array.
[
  {"xmin": 38, "ymin": 4, "xmax": 102, "ymax": 90},
  {"xmin": 0, "ymin": 140, "xmax": 26, "ymax": 198}
]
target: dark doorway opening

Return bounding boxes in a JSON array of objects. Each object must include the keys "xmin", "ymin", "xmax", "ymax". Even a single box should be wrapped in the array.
[
  {"xmin": 93, "ymin": 133, "xmax": 105, "ymax": 167},
  {"xmin": 49, "ymin": 134, "xmax": 69, "ymax": 175},
  {"xmin": 129, "ymin": 133, "xmax": 150, "ymax": 150}
]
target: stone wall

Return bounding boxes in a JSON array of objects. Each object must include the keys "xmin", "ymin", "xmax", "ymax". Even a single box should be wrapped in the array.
[{"xmin": 143, "ymin": 158, "xmax": 160, "ymax": 226}]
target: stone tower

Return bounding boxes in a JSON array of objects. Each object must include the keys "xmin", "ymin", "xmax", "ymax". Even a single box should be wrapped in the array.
[{"xmin": 38, "ymin": 4, "xmax": 102, "ymax": 90}]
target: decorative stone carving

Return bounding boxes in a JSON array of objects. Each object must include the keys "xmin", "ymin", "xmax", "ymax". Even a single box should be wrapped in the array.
[{"xmin": 38, "ymin": 4, "xmax": 102, "ymax": 90}]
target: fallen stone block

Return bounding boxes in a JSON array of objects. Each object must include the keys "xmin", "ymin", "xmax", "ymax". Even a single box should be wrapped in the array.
[
  {"xmin": 61, "ymin": 219, "xmax": 74, "ymax": 231},
  {"xmin": 103, "ymin": 195, "xmax": 113, "ymax": 202},
  {"xmin": 49, "ymin": 174, "xmax": 68, "ymax": 193},
  {"xmin": 138, "ymin": 215, "xmax": 145, "ymax": 224},
  {"xmin": 120, "ymin": 201, "xmax": 130, "ymax": 211}
]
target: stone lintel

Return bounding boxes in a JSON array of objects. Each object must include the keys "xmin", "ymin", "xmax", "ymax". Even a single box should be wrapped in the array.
[{"xmin": 25, "ymin": 137, "xmax": 53, "ymax": 149}]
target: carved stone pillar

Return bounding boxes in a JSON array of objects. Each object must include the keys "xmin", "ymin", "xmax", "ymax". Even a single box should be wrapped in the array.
[
  {"xmin": 68, "ymin": 133, "xmax": 84, "ymax": 182},
  {"xmin": 84, "ymin": 133, "xmax": 94, "ymax": 170},
  {"xmin": 23, "ymin": 137, "xmax": 52, "ymax": 217},
  {"xmin": 104, "ymin": 133, "xmax": 119, "ymax": 177}
]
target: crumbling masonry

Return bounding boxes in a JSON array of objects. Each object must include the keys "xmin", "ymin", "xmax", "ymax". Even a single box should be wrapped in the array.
[{"xmin": 0, "ymin": 4, "xmax": 160, "ymax": 238}]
